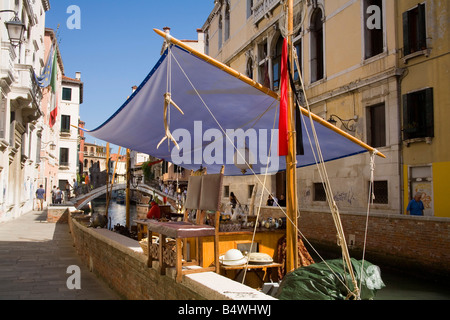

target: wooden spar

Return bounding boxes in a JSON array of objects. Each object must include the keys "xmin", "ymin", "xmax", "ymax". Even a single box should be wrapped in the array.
[
  {"xmin": 152, "ymin": 28, "xmax": 386, "ymax": 159},
  {"xmin": 126, "ymin": 148, "xmax": 131, "ymax": 229},
  {"xmin": 285, "ymin": 0, "xmax": 298, "ymax": 272},
  {"xmin": 154, "ymin": 28, "xmax": 278, "ymax": 100}
]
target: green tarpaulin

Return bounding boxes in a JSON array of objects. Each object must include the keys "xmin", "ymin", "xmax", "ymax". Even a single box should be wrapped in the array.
[{"xmin": 275, "ymin": 258, "xmax": 385, "ymax": 300}]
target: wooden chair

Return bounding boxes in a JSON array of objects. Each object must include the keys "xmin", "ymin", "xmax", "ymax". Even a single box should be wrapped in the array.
[
  {"xmin": 146, "ymin": 167, "xmax": 223, "ymax": 283},
  {"xmin": 182, "ymin": 166, "xmax": 224, "ymax": 277}
]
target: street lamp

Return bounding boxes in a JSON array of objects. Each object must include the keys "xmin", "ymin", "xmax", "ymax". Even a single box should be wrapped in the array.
[
  {"xmin": 42, "ymin": 141, "xmax": 56, "ymax": 151},
  {"xmin": 0, "ymin": 10, "xmax": 26, "ymax": 47},
  {"xmin": 327, "ymin": 114, "xmax": 358, "ymax": 132}
]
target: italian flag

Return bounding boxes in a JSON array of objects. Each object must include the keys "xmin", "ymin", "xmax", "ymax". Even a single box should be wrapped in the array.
[{"xmin": 49, "ymin": 50, "xmax": 58, "ymax": 128}]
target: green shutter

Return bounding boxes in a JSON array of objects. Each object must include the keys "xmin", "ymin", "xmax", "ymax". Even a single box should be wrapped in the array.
[
  {"xmin": 418, "ymin": 3, "xmax": 427, "ymax": 50},
  {"xmin": 425, "ymin": 88, "xmax": 434, "ymax": 137},
  {"xmin": 402, "ymin": 94, "xmax": 409, "ymax": 140},
  {"xmin": 402, "ymin": 11, "xmax": 410, "ymax": 56}
]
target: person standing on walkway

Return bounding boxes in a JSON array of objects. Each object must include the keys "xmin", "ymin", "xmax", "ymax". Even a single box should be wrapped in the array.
[
  {"xmin": 55, "ymin": 187, "xmax": 63, "ymax": 204},
  {"xmin": 73, "ymin": 178, "xmax": 78, "ymax": 197},
  {"xmin": 51, "ymin": 185, "xmax": 57, "ymax": 204},
  {"xmin": 407, "ymin": 192, "xmax": 425, "ymax": 216},
  {"xmin": 65, "ymin": 181, "xmax": 72, "ymax": 200},
  {"xmin": 36, "ymin": 185, "xmax": 45, "ymax": 211}
]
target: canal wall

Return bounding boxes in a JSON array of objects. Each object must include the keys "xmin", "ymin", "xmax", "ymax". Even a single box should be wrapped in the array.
[
  {"xmin": 68, "ymin": 212, "xmax": 274, "ymax": 300},
  {"xmin": 260, "ymin": 207, "xmax": 450, "ymax": 282}
]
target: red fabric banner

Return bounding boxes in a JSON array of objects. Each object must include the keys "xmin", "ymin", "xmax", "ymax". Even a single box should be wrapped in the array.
[{"xmin": 279, "ymin": 38, "xmax": 289, "ymax": 157}]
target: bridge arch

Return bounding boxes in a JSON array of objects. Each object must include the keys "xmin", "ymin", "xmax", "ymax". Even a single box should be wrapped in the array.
[{"xmin": 71, "ymin": 184, "xmax": 176, "ymax": 210}]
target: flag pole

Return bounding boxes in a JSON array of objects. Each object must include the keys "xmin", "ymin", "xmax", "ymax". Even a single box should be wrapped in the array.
[{"xmin": 285, "ymin": 0, "xmax": 298, "ymax": 272}]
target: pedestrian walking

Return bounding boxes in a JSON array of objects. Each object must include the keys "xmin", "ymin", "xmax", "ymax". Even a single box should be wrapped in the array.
[{"xmin": 35, "ymin": 185, "xmax": 45, "ymax": 211}]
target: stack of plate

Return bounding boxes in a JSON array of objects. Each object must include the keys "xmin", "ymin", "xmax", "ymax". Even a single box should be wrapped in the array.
[
  {"xmin": 247, "ymin": 252, "xmax": 273, "ymax": 265},
  {"xmin": 219, "ymin": 249, "xmax": 248, "ymax": 266}
]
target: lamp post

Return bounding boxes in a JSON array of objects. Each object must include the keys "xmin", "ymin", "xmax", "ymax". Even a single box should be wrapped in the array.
[
  {"xmin": 41, "ymin": 141, "xmax": 56, "ymax": 151},
  {"xmin": 327, "ymin": 114, "xmax": 358, "ymax": 132},
  {"xmin": 0, "ymin": 10, "xmax": 26, "ymax": 47}
]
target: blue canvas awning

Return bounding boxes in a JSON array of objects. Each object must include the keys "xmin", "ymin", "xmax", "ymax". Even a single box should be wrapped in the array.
[{"xmin": 88, "ymin": 44, "xmax": 375, "ymax": 176}]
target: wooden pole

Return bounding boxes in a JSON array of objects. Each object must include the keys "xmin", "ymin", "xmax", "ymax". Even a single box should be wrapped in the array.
[
  {"xmin": 126, "ymin": 148, "xmax": 131, "ymax": 229},
  {"xmin": 285, "ymin": 0, "xmax": 298, "ymax": 272},
  {"xmin": 105, "ymin": 143, "xmax": 110, "ymax": 219}
]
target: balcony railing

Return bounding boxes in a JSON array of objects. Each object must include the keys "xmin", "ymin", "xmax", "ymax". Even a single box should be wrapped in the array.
[
  {"xmin": 0, "ymin": 41, "xmax": 16, "ymax": 84},
  {"xmin": 14, "ymin": 64, "xmax": 43, "ymax": 107},
  {"xmin": 253, "ymin": 0, "xmax": 281, "ymax": 24}
]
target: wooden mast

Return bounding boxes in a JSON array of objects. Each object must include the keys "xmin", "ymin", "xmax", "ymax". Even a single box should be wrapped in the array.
[
  {"xmin": 285, "ymin": 0, "xmax": 298, "ymax": 272},
  {"xmin": 126, "ymin": 148, "xmax": 131, "ymax": 229},
  {"xmin": 106, "ymin": 143, "xmax": 110, "ymax": 220}
]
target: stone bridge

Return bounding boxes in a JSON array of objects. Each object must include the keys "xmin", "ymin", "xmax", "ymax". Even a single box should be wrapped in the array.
[{"xmin": 71, "ymin": 183, "xmax": 177, "ymax": 210}]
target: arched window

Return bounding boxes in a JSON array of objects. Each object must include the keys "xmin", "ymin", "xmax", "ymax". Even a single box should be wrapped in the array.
[
  {"xmin": 293, "ymin": 29, "xmax": 303, "ymax": 82},
  {"xmin": 310, "ymin": 8, "xmax": 324, "ymax": 82},
  {"xmin": 225, "ymin": 3, "xmax": 230, "ymax": 41},
  {"xmin": 272, "ymin": 37, "xmax": 284, "ymax": 91},
  {"xmin": 218, "ymin": 15, "xmax": 223, "ymax": 49},
  {"xmin": 246, "ymin": 57, "xmax": 253, "ymax": 79},
  {"xmin": 205, "ymin": 32, "xmax": 209, "ymax": 55}
]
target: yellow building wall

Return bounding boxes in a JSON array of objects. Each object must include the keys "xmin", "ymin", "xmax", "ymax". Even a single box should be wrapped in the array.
[
  {"xmin": 432, "ymin": 162, "xmax": 450, "ymax": 218},
  {"xmin": 403, "ymin": 165, "xmax": 409, "ymax": 215},
  {"xmin": 399, "ymin": 0, "xmax": 450, "ymax": 217},
  {"xmin": 404, "ymin": 162, "xmax": 450, "ymax": 218}
]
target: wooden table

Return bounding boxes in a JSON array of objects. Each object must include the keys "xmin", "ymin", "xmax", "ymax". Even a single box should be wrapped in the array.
[
  {"xmin": 140, "ymin": 220, "xmax": 219, "ymax": 283},
  {"xmin": 220, "ymin": 263, "xmax": 283, "ymax": 287}
]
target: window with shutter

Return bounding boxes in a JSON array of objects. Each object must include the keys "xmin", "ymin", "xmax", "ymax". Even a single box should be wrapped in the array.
[
  {"xmin": 310, "ymin": 8, "xmax": 324, "ymax": 83},
  {"xmin": 61, "ymin": 115, "xmax": 71, "ymax": 133},
  {"xmin": 364, "ymin": 0, "xmax": 384, "ymax": 59},
  {"xmin": 368, "ymin": 103, "xmax": 386, "ymax": 148},
  {"xmin": 403, "ymin": 88, "xmax": 434, "ymax": 140},
  {"xmin": 403, "ymin": 3, "xmax": 427, "ymax": 57},
  {"xmin": 60, "ymin": 148, "xmax": 69, "ymax": 166},
  {"xmin": 62, "ymin": 87, "xmax": 72, "ymax": 101}
]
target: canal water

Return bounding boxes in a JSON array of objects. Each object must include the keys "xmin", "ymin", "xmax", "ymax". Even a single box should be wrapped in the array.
[
  {"xmin": 92, "ymin": 198, "xmax": 139, "ymax": 230},
  {"xmin": 94, "ymin": 199, "xmax": 450, "ymax": 300}
]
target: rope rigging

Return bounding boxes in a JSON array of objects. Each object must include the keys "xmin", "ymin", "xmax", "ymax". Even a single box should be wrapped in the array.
[{"xmin": 167, "ymin": 44, "xmax": 378, "ymax": 299}]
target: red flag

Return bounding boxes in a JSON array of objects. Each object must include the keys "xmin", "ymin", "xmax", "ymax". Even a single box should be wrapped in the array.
[{"xmin": 279, "ymin": 38, "xmax": 289, "ymax": 157}]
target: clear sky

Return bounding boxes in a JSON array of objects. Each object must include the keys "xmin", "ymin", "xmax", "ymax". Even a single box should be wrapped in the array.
[{"xmin": 45, "ymin": 0, "xmax": 215, "ymax": 152}]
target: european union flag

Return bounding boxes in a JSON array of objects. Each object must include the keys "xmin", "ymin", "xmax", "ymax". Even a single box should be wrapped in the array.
[{"xmin": 35, "ymin": 45, "xmax": 55, "ymax": 88}]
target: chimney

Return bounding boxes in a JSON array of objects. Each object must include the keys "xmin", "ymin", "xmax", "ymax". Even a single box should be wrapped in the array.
[
  {"xmin": 75, "ymin": 72, "xmax": 81, "ymax": 80},
  {"xmin": 197, "ymin": 28, "xmax": 205, "ymax": 42}
]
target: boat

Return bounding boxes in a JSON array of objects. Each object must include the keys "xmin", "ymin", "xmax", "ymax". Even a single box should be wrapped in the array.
[
  {"xmin": 116, "ymin": 190, "xmax": 125, "ymax": 205},
  {"xmin": 83, "ymin": 0, "xmax": 386, "ymax": 300}
]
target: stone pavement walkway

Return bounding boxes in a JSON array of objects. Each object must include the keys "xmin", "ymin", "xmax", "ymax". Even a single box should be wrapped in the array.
[{"xmin": 0, "ymin": 210, "xmax": 121, "ymax": 300}]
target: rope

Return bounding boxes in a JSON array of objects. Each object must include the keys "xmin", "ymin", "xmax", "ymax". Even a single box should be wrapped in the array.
[
  {"xmin": 241, "ymin": 104, "xmax": 278, "ymax": 285},
  {"xmin": 292, "ymin": 46, "xmax": 361, "ymax": 299},
  {"xmin": 157, "ymin": 47, "xmax": 185, "ymax": 151},
  {"xmin": 358, "ymin": 150, "xmax": 378, "ymax": 292}
]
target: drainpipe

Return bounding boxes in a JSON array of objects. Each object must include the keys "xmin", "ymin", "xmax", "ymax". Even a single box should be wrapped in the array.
[{"xmin": 394, "ymin": 0, "xmax": 406, "ymax": 215}]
